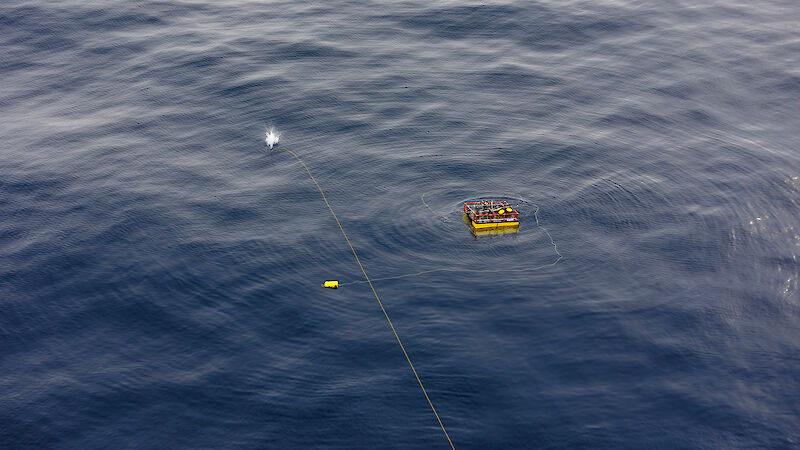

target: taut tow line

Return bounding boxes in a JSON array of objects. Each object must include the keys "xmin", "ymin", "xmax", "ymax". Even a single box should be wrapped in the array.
[{"xmin": 271, "ymin": 147, "xmax": 455, "ymax": 449}]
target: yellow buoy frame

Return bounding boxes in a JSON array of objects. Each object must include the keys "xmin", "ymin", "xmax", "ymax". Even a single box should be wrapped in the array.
[
  {"xmin": 323, "ymin": 280, "xmax": 339, "ymax": 289},
  {"xmin": 464, "ymin": 212, "xmax": 519, "ymax": 229},
  {"xmin": 462, "ymin": 213, "xmax": 520, "ymax": 237},
  {"xmin": 472, "ymin": 220, "xmax": 519, "ymax": 229}
]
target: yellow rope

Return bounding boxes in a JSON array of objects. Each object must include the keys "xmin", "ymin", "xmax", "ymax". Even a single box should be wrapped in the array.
[{"xmin": 272, "ymin": 147, "xmax": 455, "ymax": 449}]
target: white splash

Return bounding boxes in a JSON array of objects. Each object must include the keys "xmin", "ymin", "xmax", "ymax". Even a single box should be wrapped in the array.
[{"xmin": 265, "ymin": 128, "xmax": 280, "ymax": 149}]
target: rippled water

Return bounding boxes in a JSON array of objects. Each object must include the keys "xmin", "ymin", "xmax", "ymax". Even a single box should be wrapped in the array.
[{"xmin": 2, "ymin": 0, "xmax": 799, "ymax": 448}]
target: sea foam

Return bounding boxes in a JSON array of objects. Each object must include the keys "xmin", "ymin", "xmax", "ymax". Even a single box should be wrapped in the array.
[{"xmin": 265, "ymin": 128, "xmax": 280, "ymax": 149}]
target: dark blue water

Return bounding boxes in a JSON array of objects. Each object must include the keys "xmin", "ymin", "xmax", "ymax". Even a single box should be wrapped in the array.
[{"xmin": 2, "ymin": 1, "xmax": 799, "ymax": 448}]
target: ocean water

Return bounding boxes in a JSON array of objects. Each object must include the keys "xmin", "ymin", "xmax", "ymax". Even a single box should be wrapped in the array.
[{"xmin": 2, "ymin": 0, "xmax": 799, "ymax": 448}]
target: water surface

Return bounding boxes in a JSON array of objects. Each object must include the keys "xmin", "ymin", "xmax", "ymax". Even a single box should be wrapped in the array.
[{"xmin": 2, "ymin": 0, "xmax": 799, "ymax": 448}]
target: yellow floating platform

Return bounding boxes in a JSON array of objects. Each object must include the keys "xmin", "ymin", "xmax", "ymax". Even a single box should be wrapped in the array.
[
  {"xmin": 463, "ymin": 213, "xmax": 519, "ymax": 236},
  {"xmin": 463, "ymin": 200, "xmax": 520, "ymax": 230},
  {"xmin": 468, "ymin": 217, "xmax": 520, "ymax": 229}
]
